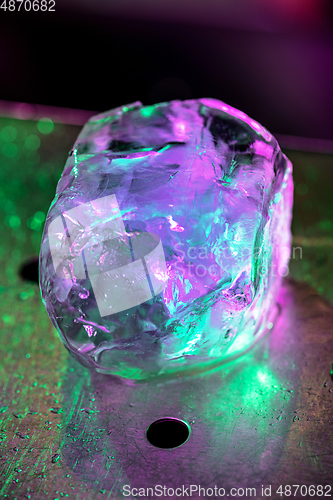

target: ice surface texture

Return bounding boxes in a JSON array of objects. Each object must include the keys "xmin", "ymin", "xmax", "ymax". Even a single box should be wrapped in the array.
[{"xmin": 39, "ymin": 99, "xmax": 293, "ymax": 381}]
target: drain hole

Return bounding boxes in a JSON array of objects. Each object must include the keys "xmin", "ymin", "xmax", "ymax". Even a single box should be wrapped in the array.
[
  {"xmin": 19, "ymin": 257, "xmax": 39, "ymax": 284},
  {"xmin": 146, "ymin": 418, "xmax": 190, "ymax": 449}
]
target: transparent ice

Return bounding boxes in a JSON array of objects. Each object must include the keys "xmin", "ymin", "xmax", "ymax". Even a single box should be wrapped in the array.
[{"xmin": 39, "ymin": 98, "xmax": 293, "ymax": 381}]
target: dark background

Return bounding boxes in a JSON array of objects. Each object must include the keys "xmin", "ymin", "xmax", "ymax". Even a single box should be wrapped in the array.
[{"xmin": 1, "ymin": 0, "xmax": 333, "ymax": 139}]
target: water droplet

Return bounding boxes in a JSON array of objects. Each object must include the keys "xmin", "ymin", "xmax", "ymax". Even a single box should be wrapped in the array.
[
  {"xmin": 16, "ymin": 431, "xmax": 29, "ymax": 439},
  {"xmin": 50, "ymin": 407, "xmax": 63, "ymax": 414},
  {"xmin": 51, "ymin": 453, "xmax": 61, "ymax": 463},
  {"xmin": 80, "ymin": 408, "xmax": 99, "ymax": 414}
]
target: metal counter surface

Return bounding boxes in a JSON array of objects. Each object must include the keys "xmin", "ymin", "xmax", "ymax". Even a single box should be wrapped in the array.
[{"xmin": 0, "ymin": 113, "xmax": 332, "ymax": 499}]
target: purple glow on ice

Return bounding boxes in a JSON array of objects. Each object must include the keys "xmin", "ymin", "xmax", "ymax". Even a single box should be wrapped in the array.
[{"xmin": 39, "ymin": 98, "xmax": 293, "ymax": 381}]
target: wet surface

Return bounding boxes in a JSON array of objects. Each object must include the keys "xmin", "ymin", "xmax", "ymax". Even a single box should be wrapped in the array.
[
  {"xmin": 0, "ymin": 113, "xmax": 333, "ymax": 498},
  {"xmin": 1, "ymin": 278, "xmax": 333, "ymax": 498},
  {"xmin": 58, "ymin": 279, "xmax": 333, "ymax": 496}
]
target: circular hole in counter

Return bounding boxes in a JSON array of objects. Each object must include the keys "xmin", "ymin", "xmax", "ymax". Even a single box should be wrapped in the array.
[
  {"xmin": 146, "ymin": 417, "xmax": 190, "ymax": 449},
  {"xmin": 19, "ymin": 257, "xmax": 39, "ymax": 284}
]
